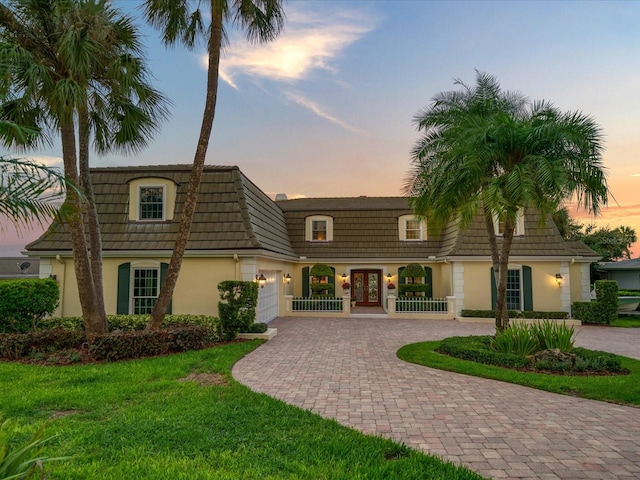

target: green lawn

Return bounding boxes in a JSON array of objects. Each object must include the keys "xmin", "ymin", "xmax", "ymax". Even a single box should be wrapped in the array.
[
  {"xmin": 612, "ymin": 316, "xmax": 640, "ymax": 328},
  {"xmin": 1, "ymin": 340, "xmax": 483, "ymax": 480},
  {"xmin": 397, "ymin": 341, "xmax": 640, "ymax": 406}
]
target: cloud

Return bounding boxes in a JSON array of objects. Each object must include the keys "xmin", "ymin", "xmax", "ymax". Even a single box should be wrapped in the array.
[
  {"xmin": 217, "ymin": 6, "xmax": 378, "ymax": 86},
  {"xmin": 285, "ymin": 92, "xmax": 367, "ymax": 134},
  {"xmin": 632, "ymin": 173, "xmax": 640, "ymax": 177}
]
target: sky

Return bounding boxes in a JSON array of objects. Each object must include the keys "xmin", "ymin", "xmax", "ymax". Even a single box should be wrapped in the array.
[{"xmin": 2, "ymin": 0, "xmax": 640, "ymax": 257}]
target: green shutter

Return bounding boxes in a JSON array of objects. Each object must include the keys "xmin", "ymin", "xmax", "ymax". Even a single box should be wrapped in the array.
[
  {"xmin": 302, "ymin": 266, "xmax": 310, "ymax": 297},
  {"xmin": 398, "ymin": 267, "xmax": 406, "ymax": 285},
  {"xmin": 117, "ymin": 262, "xmax": 131, "ymax": 314},
  {"xmin": 423, "ymin": 266, "xmax": 433, "ymax": 298},
  {"xmin": 329, "ymin": 267, "xmax": 336, "ymax": 297},
  {"xmin": 160, "ymin": 262, "xmax": 172, "ymax": 314},
  {"xmin": 490, "ymin": 267, "xmax": 497, "ymax": 310},
  {"xmin": 523, "ymin": 265, "xmax": 533, "ymax": 311}
]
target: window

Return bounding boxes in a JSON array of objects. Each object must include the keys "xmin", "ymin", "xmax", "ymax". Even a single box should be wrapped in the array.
[
  {"xmin": 399, "ymin": 215, "xmax": 426, "ymax": 241},
  {"xmin": 139, "ymin": 186, "xmax": 165, "ymax": 220},
  {"xmin": 506, "ymin": 269, "xmax": 522, "ymax": 310},
  {"xmin": 494, "ymin": 209, "xmax": 525, "ymax": 236},
  {"xmin": 305, "ymin": 215, "xmax": 333, "ymax": 241},
  {"xmin": 312, "ymin": 220, "xmax": 327, "ymax": 241},
  {"xmin": 132, "ymin": 267, "xmax": 159, "ymax": 314}
]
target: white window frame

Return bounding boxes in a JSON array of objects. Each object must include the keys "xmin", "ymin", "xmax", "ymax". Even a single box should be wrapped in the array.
[
  {"xmin": 505, "ymin": 268, "xmax": 523, "ymax": 310},
  {"xmin": 493, "ymin": 209, "xmax": 525, "ymax": 236},
  {"xmin": 305, "ymin": 215, "xmax": 333, "ymax": 241},
  {"xmin": 130, "ymin": 264, "xmax": 160, "ymax": 314},
  {"xmin": 399, "ymin": 214, "xmax": 427, "ymax": 241},
  {"xmin": 138, "ymin": 185, "xmax": 166, "ymax": 221}
]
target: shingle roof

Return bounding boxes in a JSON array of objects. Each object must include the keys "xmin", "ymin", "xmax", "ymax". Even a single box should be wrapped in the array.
[
  {"xmin": 26, "ymin": 165, "xmax": 296, "ymax": 257},
  {"xmin": 596, "ymin": 257, "xmax": 640, "ymax": 271},
  {"xmin": 278, "ymin": 198, "xmax": 599, "ymax": 260}
]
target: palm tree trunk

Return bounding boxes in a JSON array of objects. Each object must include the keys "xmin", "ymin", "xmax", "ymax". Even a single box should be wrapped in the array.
[
  {"xmin": 60, "ymin": 122, "xmax": 107, "ymax": 341},
  {"xmin": 495, "ymin": 221, "xmax": 516, "ymax": 332},
  {"xmin": 147, "ymin": 3, "xmax": 224, "ymax": 329},
  {"xmin": 78, "ymin": 104, "xmax": 107, "ymax": 328}
]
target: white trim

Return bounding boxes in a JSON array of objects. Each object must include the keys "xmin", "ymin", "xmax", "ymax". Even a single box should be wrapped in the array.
[
  {"xmin": 493, "ymin": 209, "xmax": 525, "ymax": 236},
  {"xmin": 138, "ymin": 185, "xmax": 166, "ymax": 221},
  {"xmin": 398, "ymin": 214, "xmax": 427, "ymax": 241},
  {"xmin": 305, "ymin": 215, "xmax": 333, "ymax": 242},
  {"xmin": 130, "ymin": 263, "xmax": 161, "ymax": 315}
]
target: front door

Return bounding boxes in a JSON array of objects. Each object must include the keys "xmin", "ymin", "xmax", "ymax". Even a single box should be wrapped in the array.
[{"xmin": 352, "ymin": 270, "xmax": 381, "ymax": 306}]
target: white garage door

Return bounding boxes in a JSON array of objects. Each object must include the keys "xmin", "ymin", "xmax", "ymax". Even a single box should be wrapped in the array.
[{"xmin": 257, "ymin": 270, "xmax": 278, "ymax": 323}]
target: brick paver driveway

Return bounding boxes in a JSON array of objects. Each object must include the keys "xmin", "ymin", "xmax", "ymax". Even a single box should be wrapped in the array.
[{"xmin": 232, "ymin": 318, "xmax": 640, "ymax": 479}]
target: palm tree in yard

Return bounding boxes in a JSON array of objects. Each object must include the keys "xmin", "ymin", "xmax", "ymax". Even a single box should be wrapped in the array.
[
  {"xmin": 143, "ymin": 0, "xmax": 285, "ymax": 329},
  {"xmin": 0, "ymin": 0, "xmax": 168, "ymax": 340},
  {"xmin": 0, "ymin": 155, "xmax": 72, "ymax": 231},
  {"xmin": 405, "ymin": 71, "xmax": 609, "ymax": 332}
]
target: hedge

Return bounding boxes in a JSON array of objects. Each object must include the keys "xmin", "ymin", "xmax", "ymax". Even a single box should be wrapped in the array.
[
  {"xmin": 572, "ymin": 279, "xmax": 618, "ymax": 324},
  {"xmin": 218, "ymin": 281, "xmax": 258, "ymax": 340},
  {"xmin": 461, "ymin": 310, "xmax": 569, "ymax": 319},
  {"xmin": 0, "ymin": 278, "xmax": 59, "ymax": 333}
]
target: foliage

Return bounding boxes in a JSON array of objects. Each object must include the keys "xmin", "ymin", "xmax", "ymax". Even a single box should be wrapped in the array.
[
  {"xmin": 461, "ymin": 309, "xmax": 568, "ymax": 319},
  {"xmin": 400, "ymin": 263, "xmax": 426, "ymax": 278},
  {"xmin": 217, "ymin": 281, "xmax": 258, "ymax": 340},
  {"xmin": 405, "ymin": 71, "xmax": 608, "ymax": 332},
  {"xmin": 618, "ymin": 289, "xmax": 640, "ymax": 296},
  {"xmin": 491, "ymin": 323, "xmax": 539, "ymax": 356},
  {"xmin": 573, "ymin": 280, "xmax": 619, "ymax": 324},
  {"xmin": 399, "ymin": 340, "xmax": 639, "ymax": 405},
  {"xmin": 595, "ymin": 280, "xmax": 619, "ymax": 323},
  {"xmin": 571, "ymin": 222, "xmax": 636, "ymax": 261},
  {"xmin": 398, "ymin": 283, "xmax": 430, "ymax": 296},
  {"xmin": 341, "ymin": 282, "xmax": 351, "ymax": 290},
  {"xmin": 530, "ymin": 320, "xmax": 575, "ymax": 352},
  {"xmin": 0, "ymin": 416, "xmax": 66, "ymax": 479},
  {"xmin": 89, "ymin": 325, "xmax": 207, "ymax": 361},
  {"xmin": 0, "ymin": 327, "xmax": 85, "ymax": 360},
  {"xmin": 310, "ymin": 263, "xmax": 333, "ymax": 277},
  {"xmin": 436, "ymin": 336, "xmax": 529, "ymax": 368},
  {"xmin": 0, "ymin": 278, "xmax": 59, "ymax": 333},
  {"xmin": 310, "ymin": 282, "xmax": 334, "ymax": 294},
  {"xmin": 1, "ymin": 344, "xmax": 483, "ymax": 479},
  {"xmin": 242, "ymin": 322, "xmax": 268, "ymax": 334},
  {"xmin": 0, "ymin": 157, "xmax": 73, "ymax": 232},
  {"xmin": 387, "ymin": 283, "xmax": 396, "ymax": 290}
]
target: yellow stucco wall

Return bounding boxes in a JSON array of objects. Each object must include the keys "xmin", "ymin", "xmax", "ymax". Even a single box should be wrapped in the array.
[{"xmin": 461, "ymin": 261, "xmax": 566, "ymax": 311}]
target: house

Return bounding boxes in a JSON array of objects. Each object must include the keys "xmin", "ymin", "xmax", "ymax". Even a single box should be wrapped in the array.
[
  {"xmin": 25, "ymin": 164, "xmax": 598, "ymax": 322},
  {"xmin": 596, "ymin": 258, "xmax": 640, "ymax": 290},
  {"xmin": 0, "ymin": 257, "xmax": 40, "ymax": 280}
]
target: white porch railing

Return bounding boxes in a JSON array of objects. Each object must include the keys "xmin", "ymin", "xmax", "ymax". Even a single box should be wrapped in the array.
[
  {"xmin": 291, "ymin": 296, "xmax": 343, "ymax": 312},
  {"xmin": 394, "ymin": 296, "xmax": 448, "ymax": 313}
]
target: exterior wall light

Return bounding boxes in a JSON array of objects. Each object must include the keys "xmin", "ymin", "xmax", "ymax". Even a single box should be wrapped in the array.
[
  {"xmin": 256, "ymin": 273, "xmax": 267, "ymax": 288},
  {"xmin": 555, "ymin": 273, "xmax": 563, "ymax": 286},
  {"xmin": 386, "ymin": 273, "xmax": 393, "ymax": 283},
  {"xmin": 284, "ymin": 273, "xmax": 291, "ymax": 284},
  {"xmin": 341, "ymin": 273, "xmax": 347, "ymax": 281}
]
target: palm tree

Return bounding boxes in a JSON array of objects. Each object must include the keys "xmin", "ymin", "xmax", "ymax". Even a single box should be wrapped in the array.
[
  {"xmin": 0, "ymin": 0, "xmax": 168, "ymax": 339},
  {"xmin": 405, "ymin": 72, "xmax": 609, "ymax": 331},
  {"xmin": 0, "ymin": 156, "xmax": 71, "ymax": 231},
  {"xmin": 143, "ymin": 0, "xmax": 285, "ymax": 329},
  {"xmin": 616, "ymin": 225, "xmax": 637, "ymax": 259}
]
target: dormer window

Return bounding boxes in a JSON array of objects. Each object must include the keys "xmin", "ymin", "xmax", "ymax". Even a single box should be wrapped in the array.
[
  {"xmin": 399, "ymin": 215, "xmax": 427, "ymax": 241},
  {"xmin": 139, "ymin": 186, "xmax": 165, "ymax": 220},
  {"xmin": 128, "ymin": 177, "xmax": 177, "ymax": 222},
  {"xmin": 305, "ymin": 215, "xmax": 333, "ymax": 241},
  {"xmin": 494, "ymin": 209, "xmax": 525, "ymax": 236}
]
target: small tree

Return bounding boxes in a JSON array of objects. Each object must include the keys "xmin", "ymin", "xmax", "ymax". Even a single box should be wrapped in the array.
[
  {"xmin": 399, "ymin": 263, "xmax": 428, "ymax": 297},
  {"xmin": 217, "ymin": 281, "xmax": 258, "ymax": 340},
  {"xmin": 309, "ymin": 263, "xmax": 334, "ymax": 296}
]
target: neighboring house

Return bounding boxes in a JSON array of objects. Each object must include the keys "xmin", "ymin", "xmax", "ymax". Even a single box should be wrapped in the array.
[
  {"xmin": 0, "ymin": 257, "xmax": 40, "ymax": 280},
  {"xmin": 25, "ymin": 165, "xmax": 598, "ymax": 321},
  {"xmin": 596, "ymin": 258, "xmax": 640, "ymax": 290}
]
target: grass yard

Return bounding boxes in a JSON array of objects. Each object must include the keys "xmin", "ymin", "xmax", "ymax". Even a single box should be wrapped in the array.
[
  {"xmin": 612, "ymin": 316, "xmax": 640, "ymax": 328},
  {"xmin": 1, "ymin": 340, "xmax": 483, "ymax": 480},
  {"xmin": 397, "ymin": 341, "xmax": 640, "ymax": 407}
]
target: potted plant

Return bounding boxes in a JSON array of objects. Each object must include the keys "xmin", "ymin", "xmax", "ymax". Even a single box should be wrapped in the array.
[
  {"xmin": 387, "ymin": 283, "xmax": 396, "ymax": 291},
  {"xmin": 342, "ymin": 282, "xmax": 351, "ymax": 292}
]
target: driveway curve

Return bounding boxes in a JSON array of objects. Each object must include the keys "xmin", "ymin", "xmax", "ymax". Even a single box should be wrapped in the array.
[{"xmin": 232, "ymin": 318, "xmax": 640, "ymax": 480}]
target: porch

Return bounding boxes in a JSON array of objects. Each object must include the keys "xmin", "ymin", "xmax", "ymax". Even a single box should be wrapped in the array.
[{"xmin": 283, "ymin": 294, "xmax": 457, "ymax": 320}]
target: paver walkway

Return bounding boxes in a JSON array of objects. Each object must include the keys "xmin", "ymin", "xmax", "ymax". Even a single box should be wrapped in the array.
[{"xmin": 232, "ymin": 318, "xmax": 640, "ymax": 480}]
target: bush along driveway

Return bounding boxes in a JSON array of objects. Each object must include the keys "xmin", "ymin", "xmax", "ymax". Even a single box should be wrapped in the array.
[{"xmin": 233, "ymin": 317, "xmax": 640, "ymax": 480}]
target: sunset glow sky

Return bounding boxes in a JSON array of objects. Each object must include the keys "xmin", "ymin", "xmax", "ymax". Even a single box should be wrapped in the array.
[{"xmin": 2, "ymin": 0, "xmax": 640, "ymax": 257}]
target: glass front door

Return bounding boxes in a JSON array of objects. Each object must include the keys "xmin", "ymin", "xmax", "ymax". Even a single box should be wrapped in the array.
[{"xmin": 352, "ymin": 270, "xmax": 381, "ymax": 306}]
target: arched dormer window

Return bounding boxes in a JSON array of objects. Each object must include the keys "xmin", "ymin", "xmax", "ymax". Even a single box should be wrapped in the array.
[{"xmin": 128, "ymin": 177, "xmax": 178, "ymax": 222}]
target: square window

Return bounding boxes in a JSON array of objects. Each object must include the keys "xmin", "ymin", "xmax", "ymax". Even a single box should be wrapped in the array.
[
  {"xmin": 312, "ymin": 220, "xmax": 327, "ymax": 241},
  {"xmin": 405, "ymin": 219, "xmax": 422, "ymax": 240},
  {"xmin": 139, "ymin": 186, "xmax": 164, "ymax": 220}
]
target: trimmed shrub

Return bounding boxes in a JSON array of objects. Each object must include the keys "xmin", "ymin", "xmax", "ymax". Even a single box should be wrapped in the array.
[
  {"xmin": 89, "ymin": 325, "xmax": 207, "ymax": 361},
  {"xmin": 218, "ymin": 281, "xmax": 258, "ymax": 340},
  {"xmin": 461, "ymin": 309, "xmax": 568, "ymax": 319},
  {"xmin": 595, "ymin": 280, "xmax": 618, "ymax": 324},
  {"xmin": 400, "ymin": 263, "xmax": 426, "ymax": 278},
  {"xmin": 243, "ymin": 322, "xmax": 269, "ymax": 334},
  {"xmin": 436, "ymin": 336, "xmax": 529, "ymax": 368},
  {"xmin": 0, "ymin": 327, "xmax": 85, "ymax": 360},
  {"xmin": 572, "ymin": 301, "xmax": 607, "ymax": 324},
  {"xmin": 398, "ymin": 283, "xmax": 430, "ymax": 296},
  {"xmin": 571, "ymin": 347, "xmax": 628, "ymax": 374},
  {"xmin": 0, "ymin": 278, "xmax": 59, "ymax": 333},
  {"xmin": 309, "ymin": 263, "xmax": 333, "ymax": 277}
]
